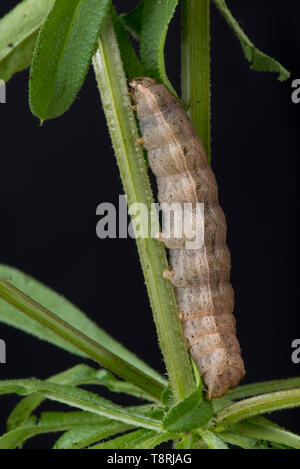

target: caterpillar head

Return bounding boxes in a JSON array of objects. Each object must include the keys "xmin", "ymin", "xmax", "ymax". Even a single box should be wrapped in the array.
[{"xmin": 129, "ymin": 77, "xmax": 176, "ymax": 118}]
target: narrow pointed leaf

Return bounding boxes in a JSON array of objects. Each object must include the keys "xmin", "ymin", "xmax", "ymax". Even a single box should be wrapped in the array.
[
  {"xmin": 228, "ymin": 377, "xmax": 300, "ymax": 400},
  {"xmin": 140, "ymin": 0, "xmax": 178, "ymax": 94},
  {"xmin": 164, "ymin": 399, "xmax": 212, "ymax": 433},
  {"xmin": 0, "ymin": 379, "xmax": 162, "ymax": 430},
  {"xmin": 213, "ymin": 0, "xmax": 290, "ymax": 81},
  {"xmin": 230, "ymin": 417, "xmax": 300, "ymax": 450},
  {"xmin": 0, "ymin": 266, "xmax": 166, "ymax": 389},
  {"xmin": 7, "ymin": 364, "xmax": 151, "ymax": 432},
  {"xmin": 218, "ymin": 431, "xmax": 265, "ymax": 450},
  {"xmin": 134, "ymin": 431, "xmax": 178, "ymax": 449},
  {"xmin": 0, "ymin": 279, "xmax": 165, "ymax": 400},
  {"xmin": 0, "ymin": 0, "xmax": 54, "ymax": 82},
  {"xmin": 175, "ymin": 434, "xmax": 195, "ymax": 450},
  {"xmin": 163, "ymin": 379, "xmax": 213, "ymax": 432},
  {"xmin": 0, "ymin": 411, "xmax": 106, "ymax": 449},
  {"xmin": 29, "ymin": 0, "xmax": 110, "ymax": 119},
  {"xmin": 198, "ymin": 430, "xmax": 229, "ymax": 449},
  {"xmin": 89, "ymin": 428, "xmax": 155, "ymax": 449},
  {"xmin": 111, "ymin": 7, "xmax": 144, "ymax": 81},
  {"xmin": 54, "ymin": 421, "xmax": 132, "ymax": 449},
  {"xmin": 210, "ymin": 389, "xmax": 300, "ymax": 431},
  {"xmin": 120, "ymin": 1, "xmax": 143, "ymax": 40},
  {"xmin": 0, "ymin": 425, "xmax": 70, "ymax": 450},
  {"xmin": 7, "ymin": 365, "xmax": 112, "ymax": 431}
]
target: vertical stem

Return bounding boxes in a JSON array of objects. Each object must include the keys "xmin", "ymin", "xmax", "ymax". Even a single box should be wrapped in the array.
[
  {"xmin": 182, "ymin": 0, "xmax": 211, "ymax": 162},
  {"xmin": 93, "ymin": 16, "xmax": 195, "ymax": 402}
]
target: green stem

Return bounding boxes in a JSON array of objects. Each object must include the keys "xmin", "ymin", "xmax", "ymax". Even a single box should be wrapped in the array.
[
  {"xmin": 228, "ymin": 419, "xmax": 300, "ymax": 449},
  {"xmin": 182, "ymin": 0, "xmax": 211, "ymax": 162},
  {"xmin": 92, "ymin": 15, "xmax": 195, "ymax": 403},
  {"xmin": 0, "ymin": 379, "xmax": 162, "ymax": 431},
  {"xmin": 0, "ymin": 279, "xmax": 164, "ymax": 402},
  {"xmin": 228, "ymin": 377, "xmax": 300, "ymax": 400},
  {"xmin": 210, "ymin": 389, "xmax": 300, "ymax": 431}
]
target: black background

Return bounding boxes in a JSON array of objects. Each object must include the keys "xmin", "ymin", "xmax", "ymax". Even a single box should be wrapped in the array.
[{"xmin": 0, "ymin": 0, "xmax": 300, "ymax": 448}]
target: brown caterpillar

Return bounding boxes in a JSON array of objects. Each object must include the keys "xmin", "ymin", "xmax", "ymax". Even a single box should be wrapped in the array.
[{"xmin": 130, "ymin": 77, "xmax": 245, "ymax": 400}]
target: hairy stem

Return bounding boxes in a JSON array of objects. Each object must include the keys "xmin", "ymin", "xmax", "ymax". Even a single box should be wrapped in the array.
[
  {"xmin": 182, "ymin": 0, "xmax": 211, "ymax": 162},
  {"xmin": 210, "ymin": 389, "xmax": 300, "ymax": 430},
  {"xmin": 92, "ymin": 15, "xmax": 195, "ymax": 402},
  {"xmin": 228, "ymin": 377, "xmax": 300, "ymax": 400},
  {"xmin": 0, "ymin": 279, "xmax": 164, "ymax": 401}
]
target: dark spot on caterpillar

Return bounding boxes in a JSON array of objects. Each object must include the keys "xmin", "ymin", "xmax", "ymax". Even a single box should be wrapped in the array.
[
  {"xmin": 130, "ymin": 77, "xmax": 245, "ymax": 400},
  {"xmin": 182, "ymin": 146, "xmax": 188, "ymax": 155}
]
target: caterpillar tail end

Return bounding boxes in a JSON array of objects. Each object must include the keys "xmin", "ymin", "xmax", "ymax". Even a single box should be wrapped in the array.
[{"xmin": 204, "ymin": 366, "xmax": 246, "ymax": 400}]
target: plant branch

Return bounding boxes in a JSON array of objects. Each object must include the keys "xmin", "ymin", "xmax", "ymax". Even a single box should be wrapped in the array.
[
  {"xmin": 210, "ymin": 389, "xmax": 300, "ymax": 430},
  {"xmin": 92, "ymin": 15, "xmax": 195, "ymax": 403},
  {"xmin": 228, "ymin": 377, "xmax": 300, "ymax": 400},
  {"xmin": 0, "ymin": 279, "xmax": 164, "ymax": 402},
  {"xmin": 181, "ymin": 0, "xmax": 211, "ymax": 162}
]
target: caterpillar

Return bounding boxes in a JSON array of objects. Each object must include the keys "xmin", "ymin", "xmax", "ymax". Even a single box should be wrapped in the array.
[{"xmin": 130, "ymin": 77, "xmax": 245, "ymax": 400}]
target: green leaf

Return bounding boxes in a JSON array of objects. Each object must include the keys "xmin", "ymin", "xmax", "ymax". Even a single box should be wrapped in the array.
[
  {"xmin": 39, "ymin": 410, "xmax": 109, "ymax": 426},
  {"xmin": 228, "ymin": 377, "xmax": 300, "ymax": 400},
  {"xmin": 162, "ymin": 379, "xmax": 213, "ymax": 432},
  {"xmin": 134, "ymin": 431, "xmax": 178, "ymax": 449},
  {"xmin": 213, "ymin": 0, "xmax": 290, "ymax": 81},
  {"xmin": 140, "ymin": 0, "xmax": 178, "ymax": 94},
  {"xmin": 210, "ymin": 389, "xmax": 300, "ymax": 431},
  {"xmin": 0, "ymin": 266, "xmax": 166, "ymax": 388},
  {"xmin": 0, "ymin": 379, "xmax": 162, "ymax": 431},
  {"xmin": 0, "ymin": 278, "xmax": 165, "ymax": 401},
  {"xmin": 120, "ymin": 1, "xmax": 143, "ymax": 40},
  {"xmin": 7, "ymin": 365, "xmax": 112, "ymax": 431},
  {"xmin": 175, "ymin": 434, "xmax": 195, "ymax": 450},
  {"xmin": 230, "ymin": 417, "xmax": 300, "ymax": 450},
  {"xmin": 89, "ymin": 428, "xmax": 156, "ymax": 449},
  {"xmin": 218, "ymin": 431, "xmax": 265, "ymax": 450},
  {"xmin": 111, "ymin": 7, "xmax": 144, "ymax": 81},
  {"xmin": 54, "ymin": 421, "xmax": 132, "ymax": 449},
  {"xmin": 198, "ymin": 430, "xmax": 229, "ymax": 449},
  {"xmin": 7, "ymin": 364, "xmax": 152, "ymax": 432},
  {"xmin": 29, "ymin": 0, "xmax": 110, "ymax": 120},
  {"xmin": 164, "ymin": 399, "xmax": 212, "ymax": 433},
  {"xmin": 0, "ymin": 425, "xmax": 66, "ymax": 450},
  {"xmin": 0, "ymin": 0, "xmax": 54, "ymax": 82},
  {"xmin": 0, "ymin": 411, "xmax": 106, "ymax": 449},
  {"xmin": 7, "ymin": 365, "xmax": 100, "ymax": 431}
]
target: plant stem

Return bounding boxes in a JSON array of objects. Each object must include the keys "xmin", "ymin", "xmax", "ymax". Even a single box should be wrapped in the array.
[
  {"xmin": 182, "ymin": 0, "xmax": 211, "ymax": 162},
  {"xmin": 0, "ymin": 279, "xmax": 164, "ymax": 402},
  {"xmin": 228, "ymin": 377, "xmax": 300, "ymax": 400},
  {"xmin": 0, "ymin": 379, "xmax": 162, "ymax": 431},
  {"xmin": 210, "ymin": 389, "xmax": 300, "ymax": 431},
  {"xmin": 92, "ymin": 15, "xmax": 195, "ymax": 403},
  {"xmin": 228, "ymin": 419, "xmax": 300, "ymax": 449}
]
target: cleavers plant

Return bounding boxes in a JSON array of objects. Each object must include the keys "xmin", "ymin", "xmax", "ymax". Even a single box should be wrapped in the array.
[{"xmin": 0, "ymin": 0, "xmax": 298, "ymax": 449}]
